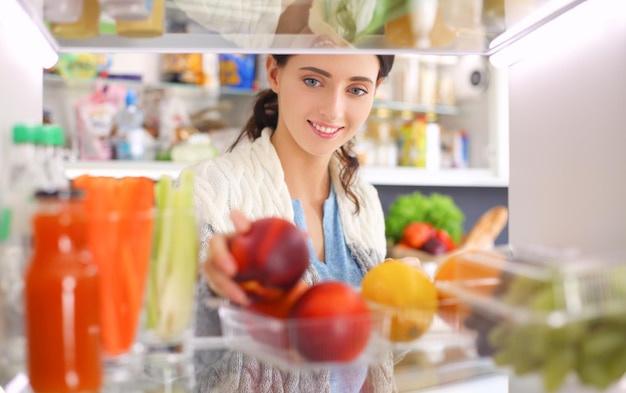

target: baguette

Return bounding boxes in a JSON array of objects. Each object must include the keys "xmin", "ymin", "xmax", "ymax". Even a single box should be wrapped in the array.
[{"xmin": 460, "ymin": 205, "xmax": 509, "ymax": 250}]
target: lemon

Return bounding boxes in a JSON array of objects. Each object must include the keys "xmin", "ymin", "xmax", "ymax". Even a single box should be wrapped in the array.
[{"xmin": 361, "ymin": 260, "xmax": 438, "ymax": 342}]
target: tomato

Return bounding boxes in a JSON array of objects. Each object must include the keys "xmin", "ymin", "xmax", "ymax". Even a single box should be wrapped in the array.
[
  {"xmin": 289, "ymin": 282, "xmax": 371, "ymax": 362},
  {"xmin": 435, "ymin": 229, "xmax": 457, "ymax": 252},
  {"xmin": 402, "ymin": 222, "xmax": 436, "ymax": 249}
]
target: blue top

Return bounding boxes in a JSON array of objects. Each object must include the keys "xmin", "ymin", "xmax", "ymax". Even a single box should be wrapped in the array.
[
  {"xmin": 291, "ymin": 183, "xmax": 363, "ymax": 287},
  {"xmin": 291, "ymin": 182, "xmax": 368, "ymax": 393}
]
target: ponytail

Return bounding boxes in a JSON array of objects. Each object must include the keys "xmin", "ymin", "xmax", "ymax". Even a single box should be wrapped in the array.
[{"xmin": 228, "ymin": 89, "xmax": 279, "ymax": 151}]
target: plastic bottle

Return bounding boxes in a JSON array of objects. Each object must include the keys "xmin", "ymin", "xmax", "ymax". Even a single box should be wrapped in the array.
[
  {"xmin": 37, "ymin": 124, "xmax": 70, "ymax": 191},
  {"xmin": 25, "ymin": 189, "xmax": 102, "ymax": 393},
  {"xmin": 400, "ymin": 115, "xmax": 427, "ymax": 167},
  {"xmin": 116, "ymin": 89, "xmax": 151, "ymax": 160},
  {"xmin": 50, "ymin": 0, "xmax": 100, "ymax": 39},
  {"xmin": 425, "ymin": 112, "xmax": 441, "ymax": 170},
  {"xmin": 0, "ymin": 124, "xmax": 40, "ymax": 375}
]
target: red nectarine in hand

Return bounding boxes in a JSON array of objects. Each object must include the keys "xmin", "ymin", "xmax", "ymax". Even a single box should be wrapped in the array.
[{"xmin": 228, "ymin": 217, "xmax": 310, "ymax": 300}]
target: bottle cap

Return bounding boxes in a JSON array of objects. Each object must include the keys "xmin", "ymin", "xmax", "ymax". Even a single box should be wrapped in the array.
[
  {"xmin": 425, "ymin": 112, "xmax": 438, "ymax": 122},
  {"xmin": 0, "ymin": 208, "xmax": 10, "ymax": 242},
  {"xmin": 37, "ymin": 124, "xmax": 66, "ymax": 146},
  {"xmin": 375, "ymin": 107, "xmax": 392, "ymax": 119},
  {"xmin": 12, "ymin": 123, "xmax": 36, "ymax": 144},
  {"xmin": 125, "ymin": 89, "xmax": 138, "ymax": 106},
  {"xmin": 50, "ymin": 125, "xmax": 66, "ymax": 147},
  {"xmin": 34, "ymin": 188, "xmax": 84, "ymax": 201}
]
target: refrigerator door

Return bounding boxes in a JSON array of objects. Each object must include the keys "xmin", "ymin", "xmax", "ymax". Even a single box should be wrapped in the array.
[{"xmin": 507, "ymin": 0, "xmax": 626, "ymax": 254}]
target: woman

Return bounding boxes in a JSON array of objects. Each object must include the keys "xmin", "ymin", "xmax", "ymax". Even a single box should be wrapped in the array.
[{"xmin": 191, "ymin": 53, "xmax": 397, "ymax": 392}]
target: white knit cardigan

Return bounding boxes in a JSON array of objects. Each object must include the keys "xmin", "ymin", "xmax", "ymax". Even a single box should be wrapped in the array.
[{"xmin": 189, "ymin": 128, "xmax": 396, "ymax": 392}]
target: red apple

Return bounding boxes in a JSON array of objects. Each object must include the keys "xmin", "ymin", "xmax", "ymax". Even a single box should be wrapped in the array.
[
  {"xmin": 289, "ymin": 281, "xmax": 372, "ymax": 362},
  {"xmin": 228, "ymin": 217, "xmax": 310, "ymax": 300}
]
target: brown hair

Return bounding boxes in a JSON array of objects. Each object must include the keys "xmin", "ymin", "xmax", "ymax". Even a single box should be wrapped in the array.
[{"xmin": 229, "ymin": 54, "xmax": 395, "ymax": 213}]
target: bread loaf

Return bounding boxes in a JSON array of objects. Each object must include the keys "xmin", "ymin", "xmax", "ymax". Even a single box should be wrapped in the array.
[{"xmin": 460, "ymin": 205, "xmax": 508, "ymax": 250}]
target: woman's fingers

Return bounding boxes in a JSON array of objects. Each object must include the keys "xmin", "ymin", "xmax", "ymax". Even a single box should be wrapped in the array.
[
  {"xmin": 202, "ymin": 209, "xmax": 255, "ymax": 306},
  {"xmin": 207, "ymin": 270, "xmax": 249, "ymax": 306},
  {"xmin": 401, "ymin": 256, "xmax": 422, "ymax": 268},
  {"xmin": 204, "ymin": 234, "xmax": 249, "ymax": 305},
  {"xmin": 208, "ymin": 234, "xmax": 237, "ymax": 276},
  {"xmin": 230, "ymin": 209, "xmax": 251, "ymax": 234}
]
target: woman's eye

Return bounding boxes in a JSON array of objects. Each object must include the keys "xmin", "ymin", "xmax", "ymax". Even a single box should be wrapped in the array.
[
  {"xmin": 304, "ymin": 78, "xmax": 321, "ymax": 87},
  {"xmin": 349, "ymin": 87, "xmax": 368, "ymax": 97}
]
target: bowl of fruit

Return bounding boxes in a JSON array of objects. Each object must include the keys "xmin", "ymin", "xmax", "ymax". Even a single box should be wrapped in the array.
[{"xmin": 385, "ymin": 192, "xmax": 508, "ymax": 265}]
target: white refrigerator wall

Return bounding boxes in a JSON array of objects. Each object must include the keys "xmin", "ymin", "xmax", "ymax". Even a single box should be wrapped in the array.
[
  {"xmin": 0, "ymin": 13, "xmax": 43, "ymax": 205},
  {"xmin": 508, "ymin": 7, "xmax": 626, "ymax": 253}
]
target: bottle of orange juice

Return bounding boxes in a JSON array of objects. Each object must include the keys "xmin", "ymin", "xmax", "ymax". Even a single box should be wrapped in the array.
[{"xmin": 25, "ymin": 189, "xmax": 102, "ymax": 393}]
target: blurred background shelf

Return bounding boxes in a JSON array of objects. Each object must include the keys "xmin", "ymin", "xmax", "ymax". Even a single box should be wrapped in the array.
[{"xmin": 64, "ymin": 161, "xmax": 508, "ymax": 187}]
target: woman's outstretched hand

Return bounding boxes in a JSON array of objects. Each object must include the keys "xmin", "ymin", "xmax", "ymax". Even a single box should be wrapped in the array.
[{"xmin": 203, "ymin": 209, "xmax": 251, "ymax": 306}]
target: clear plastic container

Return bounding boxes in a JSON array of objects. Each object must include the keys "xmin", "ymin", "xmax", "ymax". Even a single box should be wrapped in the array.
[
  {"xmin": 101, "ymin": 0, "xmax": 153, "ymax": 21},
  {"xmin": 44, "ymin": 0, "xmax": 84, "ymax": 23},
  {"xmin": 115, "ymin": 0, "xmax": 164, "ymax": 38},
  {"xmin": 49, "ymin": 0, "xmax": 100, "ymax": 39},
  {"xmin": 217, "ymin": 304, "xmax": 392, "ymax": 371},
  {"xmin": 434, "ymin": 246, "xmax": 626, "ymax": 392},
  {"xmin": 384, "ymin": 0, "xmax": 439, "ymax": 48},
  {"xmin": 170, "ymin": 133, "xmax": 218, "ymax": 163}
]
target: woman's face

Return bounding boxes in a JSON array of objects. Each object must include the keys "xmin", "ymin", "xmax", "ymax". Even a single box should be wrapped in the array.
[{"xmin": 267, "ymin": 54, "xmax": 380, "ymax": 159}]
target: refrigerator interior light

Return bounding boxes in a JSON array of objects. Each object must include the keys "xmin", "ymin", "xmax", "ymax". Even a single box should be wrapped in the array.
[
  {"xmin": 489, "ymin": 0, "xmax": 624, "ymax": 68},
  {"xmin": 1, "ymin": 0, "xmax": 59, "ymax": 69}
]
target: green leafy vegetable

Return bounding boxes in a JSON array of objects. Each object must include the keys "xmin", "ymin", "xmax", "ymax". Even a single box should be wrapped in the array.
[
  {"xmin": 327, "ymin": 0, "xmax": 412, "ymax": 43},
  {"xmin": 385, "ymin": 191, "xmax": 465, "ymax": 244}
]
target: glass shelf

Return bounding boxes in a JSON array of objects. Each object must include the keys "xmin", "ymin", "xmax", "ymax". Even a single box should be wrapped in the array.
[
  {"xmin": 42, "ymin": 0, "xmax": 588, "ymax": 56},
  {"xmin": 43, "ymin": 73, "xmax": 257, "ymax": 96},
  {"xmin": 373, "ymin": 100, "xmax": 459, "ymax": 116},
  {"xmin": 63, "ymin": 161, "xmax": 508, "ymax": 187}
]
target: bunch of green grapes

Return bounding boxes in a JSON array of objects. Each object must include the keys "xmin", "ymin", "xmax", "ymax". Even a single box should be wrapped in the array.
[{"xmin": 487, "ymin": 272, "xmax": 626, "ymax": 392}]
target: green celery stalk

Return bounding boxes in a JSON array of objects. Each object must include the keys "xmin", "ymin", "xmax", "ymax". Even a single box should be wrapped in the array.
[
  {"xmin": 146, "ymin": 175, "xmax": 174, "ymax": 329},
  {"xmin": 153, "ymin": 169, "xmax": 198, "ymax": 339}
]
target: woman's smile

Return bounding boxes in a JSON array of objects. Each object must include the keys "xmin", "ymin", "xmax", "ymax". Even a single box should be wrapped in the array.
[{"xmin": 308, "ymin": 120, "xmax": 343, "ymax": 139}]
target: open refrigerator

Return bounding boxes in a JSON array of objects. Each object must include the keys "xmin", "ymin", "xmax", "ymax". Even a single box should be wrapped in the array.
[{"xmin": 1, "ymin": 0, "xmax": 625, "ymax": 392}]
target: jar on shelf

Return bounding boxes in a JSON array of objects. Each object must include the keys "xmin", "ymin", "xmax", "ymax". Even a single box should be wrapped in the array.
[
  {"xmin": 437, "ymin": 56, "xmax": 458, "ymax": 106},
  {"xmin": 384, "ymin": 0, "xmax": 439, "ymax": 48},
  {"xmin": 115, "ymin": 0, "xmax": 165, "ymax": 38},
  {"xmin": 49, "ymin": 0, "xmax": 100, "ymax": 39},
  {"xmin": 44, "ymin": 0, "xmax": 84, "ymax": 23},
  {"xmin": 425, "ymin": 112, "xmax": 442, "ymax": 170},
  {"xmin": 399, "ymin": 114, "xmax": 427, "ymax": 167},
  {"xmin": 363, "ymin": 107, "xmax": 397, "ymax": 167},
  {"xmin": 25, "ymin": 189, "xmax": 102, "ymax": 393},
  {"xmin": 419, "ymin": 56, "xmax": 440, "ymax": 106}
]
